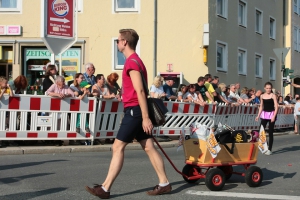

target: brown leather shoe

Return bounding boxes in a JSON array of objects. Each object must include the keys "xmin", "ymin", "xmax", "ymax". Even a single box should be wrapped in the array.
[
  {"xmin": 147, "ymin": 184, "xmax": 172, "ymax": 195},
  {"xmin": 85, "ymin": 184, "xmax": 110, "ymax": 199}
]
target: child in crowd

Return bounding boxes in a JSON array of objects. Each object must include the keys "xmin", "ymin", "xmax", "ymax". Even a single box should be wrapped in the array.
[{"xmin": 0, "ymin": 76, "xmax": 14, "ymax": 131}]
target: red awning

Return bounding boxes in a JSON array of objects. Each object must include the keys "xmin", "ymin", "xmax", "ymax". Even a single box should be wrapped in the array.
[{"xmin": 159, "ymin": 72, "xmax": 181, "ymax": 78}]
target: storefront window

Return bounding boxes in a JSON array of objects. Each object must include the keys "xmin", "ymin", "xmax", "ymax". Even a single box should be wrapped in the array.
[{"xmin": 23, "ymin": 48, "xmax": 81, "ymax": 94}]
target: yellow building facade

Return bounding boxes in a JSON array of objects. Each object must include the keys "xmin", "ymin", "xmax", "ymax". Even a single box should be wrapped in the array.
[{"xmin": 0, "ymin": 0, "xmax": 295, "ymax": 93}]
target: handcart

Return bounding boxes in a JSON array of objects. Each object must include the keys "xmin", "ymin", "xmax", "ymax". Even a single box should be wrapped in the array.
[{"xmin": 152, "ymin": 136, "xmax": 263, "ymax": 191}]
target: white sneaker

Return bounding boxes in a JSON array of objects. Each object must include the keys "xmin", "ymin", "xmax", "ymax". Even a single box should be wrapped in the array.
[{"xmin": 265, "ymin": 150, "xmax": 272, "ymax": 155}]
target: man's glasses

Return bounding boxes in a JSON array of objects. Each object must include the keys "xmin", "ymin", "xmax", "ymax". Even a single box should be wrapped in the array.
[{"xmin": 116, "ymin": 39, "xmax": 125, "ymax": 44}]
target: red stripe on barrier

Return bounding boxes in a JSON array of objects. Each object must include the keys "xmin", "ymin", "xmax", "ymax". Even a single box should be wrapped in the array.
[
  {"xmin": 111, "ymin": 101, "xmax": 119, "ymax": 112},
  {"xmin": 218, "ymin": 107, "xmax": 224, "ymax": 115},
  {"xmin": 203, "ymin": 104, "xmax": 209, "ymax": 113},
  {"xmin": 101, "ymin": 101, "xmax": 106, "ymax": 112},
  {"xmin": 244, "ymin": 107, "xmax": 248, "ymax": 114},
  {"xmin": 160, "ymin": 130, "xmax": 163, "ymax": 134},
  {"xmin": 48, "ymin": 133, "xmax": 58, "ymax": 138},
  {"xmin": 50, "ymin": 99, "xmax": 61, "ymax": 111},
  {"xmin": 30, "ymin": 98, "xmax": 41, "ymax": 110},
  {"xmin": 96, "ymin": 132, "xmax": 100, "ymax": 137},
  {"xmin": 86, "ymin": 133, "xmax": 91, "ymax": 138},
  {"xmin": 67, "ymin": 133, "xmax": 77, "ymax": 138},
  {"xmin": 164, "ymin": 102, "xmax": 167, "ymax": 107},
  {"xmin": 70, "ymin": 99, "xmax": 80, "ymax": 111},
  {"xmin": 89, "ymin": 100, "xmax": 94, "ymax": 112},
  {"xmin": 8, "ymin": 97, "xmax": 20, "ymax": 110},
  {"xmin": 169, "ymin": 130, "xmax": 175, "ymax": 134},
  {"xmin": 6, "ymin": 132, "xmax": 17, "ymax": 137},
  {"xmin": 194, "ymin": 104, "xmax": 200, "ymax": 113},
  {"xmin": 27, "ymin": 133, "xmax": 38, "ymax": 138},
  {"xmin": 249, "ymin": 107, "xmax": 252, "ymax": 114},
  {"xmin": 183, "ymin": 104, "xmax": 190, "ymax": 113},
  {"xmin": 107, "ymin": 132, "xmax": 114, "ymax": 136},
  {"xmin": 254, "ymin": 107, "xmax": 258, "ymax": 114},
  {"xmin": 212, "ymin": 105, "xmax": 216, "ymax": 113},
  {"xmin": 172, "ymin": 103, "xmax": 179, "ymax": 113},
  {"xmin": 229, "ymin": 107, "xmax": 233, "ymax": 114},
  {"xmin": 224, "ymin": 107, "xmax": 228, "ymax": 115}
]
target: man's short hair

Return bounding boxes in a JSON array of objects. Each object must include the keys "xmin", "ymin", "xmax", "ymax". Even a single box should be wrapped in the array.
[
  {"xmin": 197, "ymin": 76, "xmax": 205, "ymax": 83},
  {"xmin": 212, "ymin": 76, "xmax": 219, "ymax": 80},
  {"xmin": 85, "ymin": 63, "xmax": 94, "ymax": 70},
  {"xmin": 296, "ymin": 97, "xmax": 300, "ymax": 101},
  {"xmin": 119, "ymin": 29, "xmax": 139, "ymax": 50},
  {"xmin": 230, "ymin": 84, "xmax": 236, "ymax": 88},
  {"xmin": 204, "ymin": 74, "xmax": 212, "ymax": 81}
]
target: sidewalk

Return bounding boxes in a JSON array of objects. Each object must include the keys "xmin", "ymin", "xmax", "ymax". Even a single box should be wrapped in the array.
[{"xmin": 0, "ymin": 131, "xmax": 294, "ymax": 155}]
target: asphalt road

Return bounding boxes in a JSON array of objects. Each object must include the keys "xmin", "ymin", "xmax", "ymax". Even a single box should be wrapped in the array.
[{"xmin": 0, "ymin": 134, "xmax": 300, "ymax": 200}]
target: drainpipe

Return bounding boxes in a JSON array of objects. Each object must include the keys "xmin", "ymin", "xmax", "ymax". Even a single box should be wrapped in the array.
[{"xmin": 153, "ymin": 0, "xmax": 157, "ymax": 79}]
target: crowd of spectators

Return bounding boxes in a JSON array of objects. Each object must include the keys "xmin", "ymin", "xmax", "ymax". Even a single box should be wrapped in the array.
[{"xmin": 1, "ymin": 65, "xmax": 299, "ymax": 147}]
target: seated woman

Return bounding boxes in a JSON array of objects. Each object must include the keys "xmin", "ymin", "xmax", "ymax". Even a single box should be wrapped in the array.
[
  {"xmin": 240, "ymin": 87, "xmax": 255, "ymax": 104},
  {"xmin": 186, "ymin": 84, "xmax": 206, "ymax": 106},
  {"xmin": 92, "ymin": 74, "xmax": 115, "ymax": 99},
  {"xmin": 177, "ymin": 84, "xmax": 188, "ymax": 102},
  {"xmin": 150, "ymin": 75, "xmax": 166, "ymax": 99}
]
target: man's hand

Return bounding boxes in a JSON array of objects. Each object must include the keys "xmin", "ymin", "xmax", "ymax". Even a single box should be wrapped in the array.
[{"xmin": 142, "ymin": 117, "xmax": 153, "ymax": 135}]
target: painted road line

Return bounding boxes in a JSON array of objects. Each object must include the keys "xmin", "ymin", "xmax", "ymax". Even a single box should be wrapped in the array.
[{"xmin": 186, "ymin": 190, "xmax": 299, "ymax": 200}]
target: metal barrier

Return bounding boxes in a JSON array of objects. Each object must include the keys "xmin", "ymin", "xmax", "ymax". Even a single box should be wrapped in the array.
[
  {"xmin": 0, "ymin": 97, "xmax": 295, "ymax": 141},
  {"xmin": 0, "ymin": 95, "xmax": 97, "ymax": 141}
]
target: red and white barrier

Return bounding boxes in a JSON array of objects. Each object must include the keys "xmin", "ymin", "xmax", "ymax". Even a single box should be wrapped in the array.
[
  {"xmin": 0, "ymin": 97, "xmax": 295, "ymax": 141},
  {"xmin": 0, "ymin": 95, "xmax": 96, "ymax": 141}
]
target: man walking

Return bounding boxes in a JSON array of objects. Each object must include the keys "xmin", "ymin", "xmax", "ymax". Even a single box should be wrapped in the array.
[{"xmin": 85, "ymin": 29, "xmax": 171, "ymax": 199}]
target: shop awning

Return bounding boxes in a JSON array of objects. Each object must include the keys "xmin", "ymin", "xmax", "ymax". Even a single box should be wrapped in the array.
[{"xmin": 159, "ymin": 72, "xmax": 181, "ymax": 78}]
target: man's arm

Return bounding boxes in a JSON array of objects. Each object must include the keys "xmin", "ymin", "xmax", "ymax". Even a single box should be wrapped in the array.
[
  {"xmin": 205, "ymin": 91, "xmax": 214, "ymax": 102},
  {"xmin": 129, "ymin": 70, "xmax": 153, "ymax": 134},
  {"xmin": 291, "ymin": 83, "xmax": 300, "ymax": 88}
]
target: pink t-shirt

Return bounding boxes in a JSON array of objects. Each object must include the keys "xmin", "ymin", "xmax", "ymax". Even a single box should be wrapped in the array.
[{"xmin": 122, "ymin": 53, "xmax": 148, "ymax": 108}]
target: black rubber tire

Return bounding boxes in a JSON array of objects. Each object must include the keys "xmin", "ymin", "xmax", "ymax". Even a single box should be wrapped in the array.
[
  {"xmin": 205, "ymin": 168, "xmax": 226, "ymax": 191},
  {"xmin": 182, "ymin": 164, "xmax": 200, "ymax": 183},
  {"xmin": 217, "ymin": 166, "xmax": 233, "ymax": 180},
  {"xmin": 245, "ymin": 166, "xmax": 263, "ymax": 187}
]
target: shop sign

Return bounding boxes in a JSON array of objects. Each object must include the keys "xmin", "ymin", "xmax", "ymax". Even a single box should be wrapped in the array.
[
  {"xmin": 7, "ymin": 25, "xmax": 21, "ymax": 35},
  {"xmin": 0, "ymin": 25, "xmax": 6, "ymax": 35},
  {"xmin": 24, "ymin": 48, "xmax": 81, "ymax": 72},
  {"xmin": 47, "ymin": 0, "xmax": 74, "ymax": 38},
  {"xmin": 0, "ymin": 25, "xmax": 21, "ymax": 35}
]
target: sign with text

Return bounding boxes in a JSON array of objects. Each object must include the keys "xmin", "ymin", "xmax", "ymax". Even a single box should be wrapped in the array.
[
  {"xmin": 0, "ymin": 25, "xmax": 7, "ymax": 35},
  {"xmin": 0, "ymin": 25, "xmax": 21, "ymax": 35},
  {"xmin": 41, "ymin": 0, "xmax": 77, "ymax": 55},
  {"xmin": 47, "ymin": 0, "xmax": 74, "ymax": 38}
]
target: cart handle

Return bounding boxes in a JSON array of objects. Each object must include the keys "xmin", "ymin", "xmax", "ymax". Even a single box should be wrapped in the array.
[{"xmin": 152, "ymin": 135, "xmax": 189, "ymax": 179}]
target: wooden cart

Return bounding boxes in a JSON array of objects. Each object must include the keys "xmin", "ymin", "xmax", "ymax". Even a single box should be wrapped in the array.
[{"xmin": 153, "ymin": 137, "xmax": 263, "ymax": 191}]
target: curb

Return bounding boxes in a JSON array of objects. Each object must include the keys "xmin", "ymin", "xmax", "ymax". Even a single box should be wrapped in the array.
[{"xmin": 0, "ymin": 132, "xmax": 293, "ymax": 156}]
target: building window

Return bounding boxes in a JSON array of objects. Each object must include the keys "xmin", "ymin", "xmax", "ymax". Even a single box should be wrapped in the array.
[
  {"xmin": 255, "ymin": 9, "xmax": 263, "ymax": 34},
  {"xmin": 270, "ymin": 17, "xmax": 276, "ymax": 39},
  {"xmin": 298, "ymin": 0, "xmax": 300, "ymax": 14},
  {"xmin": 295, "ymin": 0, "xmax": 298, "ymax": 14},
  {"xmin": 255, "ymin": 54, "xmax": 262, "ymax": 78},
  {"xmin": 114, "ymin": 0, "xmax": 140, "ymax": 12},
  {"xmin": 294, "ymin": 26, "xmax": 298, "ymax": 51},
  {"xmin": 217, "ymin": 0, "xmax": 227, "ymax": 19},
  {"xmin": 269, "ymin": 59, "xmax": 276, "ymax": 80},
  {"xmin": 298, "ymin": 29, "xmax": 300, "ymax": 51},
  {"xmin": 238, "ymin": 1, "xmax": 247, "ymax": 27},
  {"xmin": 238, "ymin": 48, "xmax": 247, "ymax": 75},
  {"xmin": 0, "ymin": 0, "xmax": 22, "ymax": 12},
  {"xmin": 112, "ymin": 38, "xmax": 140, "ymax": 70},
  {"xmin": 216, "ymin": 41, "xmax": 227, "ymax": 72}
]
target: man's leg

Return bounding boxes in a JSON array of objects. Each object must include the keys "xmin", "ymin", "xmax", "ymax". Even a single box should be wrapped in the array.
[
  {"xmin": 102, "ymin": 139, "xmax": 128, "ymax": 191},
  {"xmin": 139, "ymin": 138, "xmax": 168, "ymax": 184}
]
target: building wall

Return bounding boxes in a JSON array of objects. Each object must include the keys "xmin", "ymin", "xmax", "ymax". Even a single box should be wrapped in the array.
[
  {"xmin": 207, "ymin": 0, "xmax": 284, "ymax": 91},
  {"xmin": 0, "ymin": 0, "xmax": 210, "ymax": 87}
]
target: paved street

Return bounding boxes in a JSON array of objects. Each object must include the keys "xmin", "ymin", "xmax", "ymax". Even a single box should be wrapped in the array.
[{"xmin": 0, "ymin": 134, "xmax": 300, "ymax": 200}]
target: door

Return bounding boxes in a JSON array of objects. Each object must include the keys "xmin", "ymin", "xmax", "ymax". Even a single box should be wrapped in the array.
[{"xmin": 0, "ymin": 63, "xmax": 8, "ymax": 79}]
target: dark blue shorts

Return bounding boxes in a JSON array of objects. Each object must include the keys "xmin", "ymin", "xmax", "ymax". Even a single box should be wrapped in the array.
[{"xmin": 116, "ymin": 106, "xmax": 152, "ymax": 143}]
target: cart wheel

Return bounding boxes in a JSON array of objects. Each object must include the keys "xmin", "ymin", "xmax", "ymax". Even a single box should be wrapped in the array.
[
  {"xmin": 205, "ymin": 168, "xmax": 225, "ymax": 191},
  {"xmin": 217, "ymin": 166, "xmax": 233, "ymax": 180},
  {"xmin": 182, "ymin": 164, "xmax": 200, "ymax": 183},
  {"xmin": 245, "ymin": 166, "xmax": 263, "ymax": 187}
]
